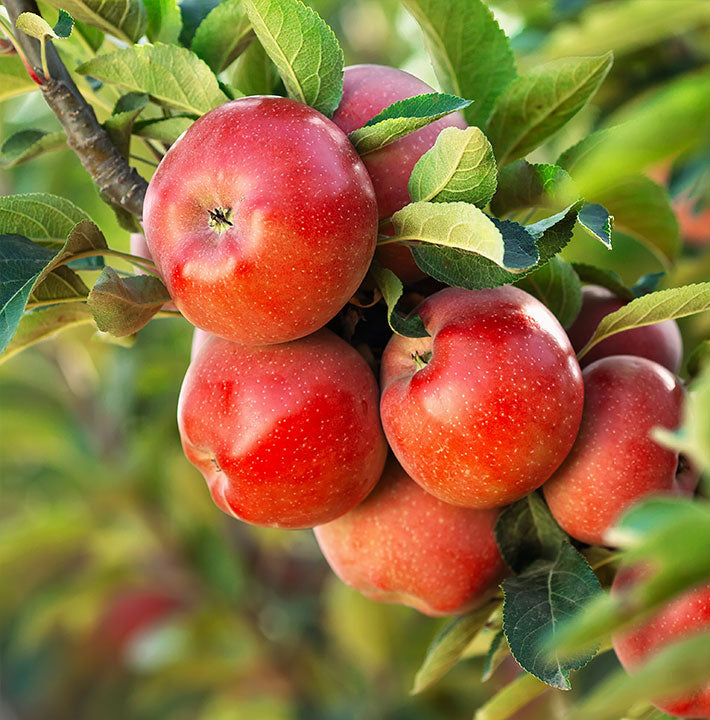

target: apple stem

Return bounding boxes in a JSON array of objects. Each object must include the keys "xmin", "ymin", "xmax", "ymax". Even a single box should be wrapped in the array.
[
  {"xmin": 208, "ymin": 207, "xmax": 234, "ymax": 234},
  {"xmin": 411, "ymin": 351, "xmax": 432, "ymax": 370}
]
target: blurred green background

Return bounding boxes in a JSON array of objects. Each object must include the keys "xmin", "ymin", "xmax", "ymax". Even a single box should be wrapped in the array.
[{"xmin": 2, "ymin": 1, "xmax": 710, "ymax": 718}]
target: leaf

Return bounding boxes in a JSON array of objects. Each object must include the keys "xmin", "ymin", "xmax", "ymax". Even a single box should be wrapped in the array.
[
  {"xmin": 400, "ymin": 0, "xmax": 515, "ymax": 127},
  {"xmin": 88, "ymin": 267, "xmax": 171, "ymax": 337},
  {"xmin": 630, "ymin": 272, "xmax": 665, "ymax": 298},
  {"xmin": 495, "ymin": 493, "xmax": 569, "ymax": 574},
  {"xmin": 0, "ymin": 130, "xmax": 66, "ymax": 169},
  {"xmin": 486, "ymin": 53, "xmax": 613, "ymax": 167},
  {"xmin": 0, "ymin": 56, "xmax": 38, "ymax": 101},
  {"xmin": 243, "ymin": 0, "xmax": 343, "ymax": 117},
  {"xmin": 16, "ymin": 10, "xmax": 73, "ymax": 40},
  {"xmin": 77, "ymin": 44, "xmax": 229, "ymax": 116},
  {"xmin": 577, "ymin": 202, "xmax": 613, "ymax": 248},
  {"xmin": 571, "ymin": 263, "xmax": 634, "ymax": 300},
  {"xmin": 178, "ymin": 0, "xmax": 221, "ymax": 46},
  {"xmin": 411, "ymin": 204, "xmax": 579, "ymax": 290},
  {"xmin": 0, "ymin": 303, "xmax": 93, "ymax": 364},
  {"xmin": 408, "ymin": 127, "xmax": 497, "ymax": 207},
  {"xmin": 686, "ymin": 339, "xmax": 710, "ymax": 379},
  {"xmin": 27, "ymin": 265, "xmax": 89, "ymax": 308},
  {"xmin": 473, "ymin": 672, "xmax": 548, "ymax": 720},
  {"xmin": 192, "ymin": 0, "xmax": 253, "ymax": 73},
  {"xmin": 143, "ymin": 0, "xmax": 182, "ymax": 44},
  {"xmin": 229, "ymin": 37, "xmax": 281, "ymax": 96},
  {"xmin": 391, "ymin": 202, "xmax": 537, "ymax": 271},
  {"xmin": 490, "ymin": 161, "xmax": 577, "ymax": 217},
  {"xmin": 502, "ymin": 542, "xmax": 602, "ymax": 689},
  {"xmin": 52, "ymin": 221, "xmax": 108, "ymax": 269},
  {"xmin": 0, "ymin": 194, "xmax": 91, "ymax": 245},
  {"xmin": 411, "ymin": 601, "xmax": 498, "ymax": 694},
  {"xmin": 41, "ymin": 0, "xmax": 145, "ymax": 43},
  {"xmin": 369, "ymin": 263, "xmax": 428, "ymax": 338},
  {"xmin": 349, "ymin": 93, "xmax": 471, "ymax": 155},
  {"xmin": 578, "ymin": 283, "xmax": 710, "ymax": 360},
  {"xmin": 481, "ymin": 630, "xmax": 508, "ymax": 682},
  {"xmin": 103, "ymin": 93, "xmax": 149, "ymax": 159},
  {"xmin": 133, "ymin": 116, "xmax": 194, "ymax": 145}
]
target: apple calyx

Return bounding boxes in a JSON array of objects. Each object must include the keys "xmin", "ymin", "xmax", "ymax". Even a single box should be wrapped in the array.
[
  {"xmin": 411, "ymin": 351, "xmax": 432, "ymax": 370},
  {"xmin": 208, "ymin": 207, "xmax": 234, "ymax": 234}
]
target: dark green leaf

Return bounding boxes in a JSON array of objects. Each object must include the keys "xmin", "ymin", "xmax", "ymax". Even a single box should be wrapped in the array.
[
  {"xmin": 369, "ymin": 262, "xmax": 428, "ymax": 338},
  {"xmin": 0, "ymin": 130, "xmax": 66, "ymax": 168},
  {"xmin": 178, "ymin": 0, "xmax": 220, "ymax": 46},
  {"xmin": 630, "ymin": 272, "xmax": 665, "ymax": 297},
  {"xmin": 570, "ymin": 262, "xmax": 634, "ymax": 300},
  {"xmin": 104, "ymin": 92, "xmax": 149, "ymax": 159},
  {"xmin": 577, "ymin": 202, "xmax": 613, "ymax": 247},
  {"xmin": 54, "ymin": 10, "xmax": 75, "ymax": 38},
  {"xmin": 192, "ymin": 0, "xmax": 253, "ymax": 73}
]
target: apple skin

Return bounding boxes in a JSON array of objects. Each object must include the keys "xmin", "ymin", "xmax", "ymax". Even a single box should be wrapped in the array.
[
  {"xmin": 143, "ymin": 96, "xmax": 378, "ymax": 346},
  {"xmin": 612, "ymin": 567, "xmax": 710, "ymax": 718},
  {"xmin": 380, "ymin": 286, "xmax": 584, "ymax": 509},
  {"xmin": 314, "ymin": 459, "xmax": 506, "ymax": 616},
  {"xmin": 190, "ymin": 327, "xmax": 211, "ymax": 362},
  {"xmin": 567, "ymin": 285, "xmax": 683, "ymax": 372},
  {"xmin": 543, "ymin": 356, "xmax": 684, "ymax": 546},
  {"xmin": 178, "ymin": 329, "xmax": 388, "ymax": 529},
  {"xmin": 332, "ymin": 64, "xmax": 468, "ymax": 283}
]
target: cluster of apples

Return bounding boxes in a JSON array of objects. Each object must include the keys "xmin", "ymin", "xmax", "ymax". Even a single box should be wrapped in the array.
[{"xmin": 141, "ymin": 64, "xmax": 709, "ymax": 716}]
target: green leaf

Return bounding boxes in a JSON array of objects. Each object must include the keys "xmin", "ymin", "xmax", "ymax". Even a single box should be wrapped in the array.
[
  {"xmin": 77, "ymin": 44, "xmax": 229, "ymax": 116},
  {"xmin": 481, "ymin": 630, "xmax": 508, "ymax": 682},
  {"xmin": 103, "ymin": 93, "xmax": 149, "ymax": 159},
  {"xmin": 578, "ymin": 283, "xmax": 710, "ymax": 360},
  {"xmin": 369, "ymin": 262, "xmax": 428, "ymax": 338},
  {"xmin": 686, "ymin": 339, "xmax": 710, "ymax": 379},
  {"xmin": 411, "ymin": 204, "xmax": 579, "ymax": 290},
  {"xmin": 243, "ymin": 0, "xmax": 343, "ymax": 117},
  {"xmin": 192, "ymin": 0, "xmax": 253, "ymax": 73},
  {"xmin": 630, "ymin": 272, "xmax": 665, "ymax": 298},
  {"xmin": 41, "ymin": 0, "xmax": 145, "ymax": 43},
  {"xmin": 570, "ymin": 263, "xmax": 634, "ymax": 300},
  {"xmin": 229, "ymin": 37, "xmax": 281, "ymax": 96},
  {"xmin": 0, "ymin": 303, "xmax": 93, "ymax": 364},
  {"xmin": 75, "ymin": 20, "xmax": 103, "ymax": 50},
  {"xmin": 577, "ymin": 202, "xmax": 613, "ymax": 248},
  {"xmin": 0, "ymin": 56, "xmax": 38, "ymax": 101},
  {"xmin": 486, "ymin": 53, "xmax": 613, "ymax": 167},
  {"xmin": 408, "ymin": 126, "xmax": 497, "ymax": 207},
  {"xmin": 502, "ymin": 542, "xmax": 602, "ymax": 689},
  {"xmin": 0, "ymin": 193, "xmax": 91, "ymax": 245},
  {"xmin": 16, "ymin": 10, "xmax": 73, "ymax": 40},
  {"xmin": 133, "ymin": 116, "xmax": 194, "ymax": 145},
  {"xmin": 490, "ymin": 161, "xmax": 577, "ymax": 217},
  {"xmin": 143, "ymin": 0, "xmax": 182, "ymax": 44},
  {"xmin": 88, "ymin": 267, "xmax": 171, "ymax": 337},
  {"xmin": 390, "ymin": 202, "xmax": 537, "ymax": 271},
  {"xmin": 400, "ymin": 0, "xmax": 515, "ymax": 127},
  {"xmin": 349, "ymin": 93, "xmax": 471, "ymax": 155},
  {"xmin": 27, "ymin": 265, "xmax": 88, "ymax": 308},
  {"xmin": 411, "ymin": 601, "xmax": 499, "ymax": 695},
  {"xmin": 0, "ymin": 130, "xmax": 66, "ymax": 169},
  {"xmin": 494, "ymin": 493, "xmax": 569, "ymax": 574},
  {"xmin": 474, "ymin": 673, "xmax": 548, "ymax": 720},
  {"xmin": 178, "ymin": 0, "xmax": 220, "ymax": 46}
]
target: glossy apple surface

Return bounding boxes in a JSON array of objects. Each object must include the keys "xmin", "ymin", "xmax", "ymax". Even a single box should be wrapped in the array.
[
  {"xmin": 567, "ymin": 285, "xmax": 683, "ymax": 372},
  {"xmin": 332, "ymin": 64, "xmax": 468, "ymax": 282},
  {"xmin": 144, "ymin": 97, "xmax": 378, "ymax": 345},
  {"xmin": 544, "ymin": 355, "xmax": 684, "ymax": 545},
  {"xmin": 380, "ymin": 286, "xmax": 584, "ymax": 509},
  {"xmin": 178, "ymin": 329, "xmax": 387, "ymax": 529},
  {"xmin": 612, "ymin": 567, "xmax": 710, "ymax": 718},
  {"xmin": 315, "ymin": 459, "xmax": 506, "ymax": 616},
  {"xmin": 190, "ymin": 327, "xmax": 211, "ymax": 362}
]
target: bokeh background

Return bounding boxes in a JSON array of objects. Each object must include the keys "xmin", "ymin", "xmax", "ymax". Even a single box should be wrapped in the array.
[{"xmin": 2, "ymin": 1, "xmax": 709, "ymax": 718}]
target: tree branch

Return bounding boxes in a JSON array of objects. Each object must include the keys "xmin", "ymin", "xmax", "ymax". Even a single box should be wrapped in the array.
[{"xmin": 3, "ymin": 0, "xmax": 148, "ymax": 219}]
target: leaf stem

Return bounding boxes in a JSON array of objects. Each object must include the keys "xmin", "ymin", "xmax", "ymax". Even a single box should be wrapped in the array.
[
  {"xmin": 39, "ymin": 35, "xmax": 48, "ymax": 79},
  {"xmin": 473, "ymin": 673, "xmax": 548, "ymax": 720},
  {"xmin": 57, "ymin": 249, "xmax": 159, "ymax": 276},
  {"xmin": 26, "ymin": 296, "xmax": 87, "ymax": 310}
]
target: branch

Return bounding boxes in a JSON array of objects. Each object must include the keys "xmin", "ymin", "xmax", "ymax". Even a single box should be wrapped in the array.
[{"xmin": 3, "ymin": 0, "xmax": 148, "ymax": 219}]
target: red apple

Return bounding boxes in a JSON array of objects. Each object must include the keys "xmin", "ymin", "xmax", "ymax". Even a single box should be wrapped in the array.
[
  {"xmin": 315, "ymin": 459, "xmax": 506, "ymax": 616},
  {"xmin": 543, "ymin": 356, "xmax": 684, "ymax": 546},
  {"xmin": 178, "ymin": 329, "xmax": 387, "ymax": 529},
  {"xmin": 332, "ymin": 64, "xmax": 468, "ymax": 282},
  {"xmin": 143, "ymin": 97, "xmax": 378, "ymax": 346},
  {"xmin": 190, "ymin": 327, "xmax": 210, "ymax": 362},
  {"xmin": 612, "ymin": 567, "xmax": 710, "ymax": 718},
  {"xmin": 567, "ymin": 285, "xmax": 683, "ymax": 372},
  {"xmin": 380, "ymin": 286, "xmax": 584, "ymax": 509}
]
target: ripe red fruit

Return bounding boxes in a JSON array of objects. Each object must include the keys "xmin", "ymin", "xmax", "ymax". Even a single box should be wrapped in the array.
[
  {"xmin": 612, "ymin": 568, "xmax": 710, "ymax": 718},
  {"xmin": 567, "ymin": 285, "xmax": 683, "ymax": 372},
  {"xmin": 332, "ymin": 64, "xmax": 468, "ymax": 282},
  {"xmin": 315, "ymin": 459, "xmax": 506, "ymax": 616},
  {"xmin": 380, "ymin": 286, "xmax": 584, "ymax": 509},
  {"xmin": 543, "ymin": 356, "xmax": 685, "ymax": 545},
  {"xmin": 178, "ymin": 329, "xmax": 387, "ymax": 529},
  {"xmin": 143, "ymin": 97, "xmax": 378, "ymax": 346},
  {"xmin": 190, "ymin": 326, "xmax": 210, "ymax": 362}
]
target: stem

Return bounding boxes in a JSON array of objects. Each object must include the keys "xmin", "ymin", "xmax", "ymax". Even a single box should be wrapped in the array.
[
  {"xmin": 27, "ymin": 296, "xmax": 87, "ymax": 310},
  {"xmin": 130, "ymin": 153, "xmax": 159, "ymax": 168},
  {"xmin": 39, "ymin": 35, "xmax": 48, "ymax": 79},
  {"xmin": 154, "ymin": 309, "xmax": 183, "ymax": 319},
  {"xmin": 57, "ymin": 248, "xmax": 159, "ymax": 275},
  {"xmin": 474, "ymin": 674, "xmax": 548, "ymax": 720},
  {"xmin": 377, "ymin": 235, "xmax": 414, "ymax": 246}
]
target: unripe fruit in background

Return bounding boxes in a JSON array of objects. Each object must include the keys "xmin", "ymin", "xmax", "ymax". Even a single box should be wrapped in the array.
[
  {"xmin": 380, "ymin": 286, "xmax": 584, "ymax": 509},
  {"xmin": 567, "ymin": 285, "xmax": 683, "ymax": 372},
  {"xmin": 178, "ymin": 330, "xmax": 387, "ymax": 529},
  {"xmin": 315, "ymin": 459, "xmax": 506, "ymax": 616},
  {"xmin": 611, "ymin": 568, "xmax": 710, "ymax": 718},
  {"xmin": 543, "ymin": 356, "xmax": 684, "ymax": 546},
  {"xmin": 332, "ymin": 64, "xmax": 468, "ymax": 283},
  {"xmin": 144, "ymin": 97, "xmax": 378, "ymax": 346}
]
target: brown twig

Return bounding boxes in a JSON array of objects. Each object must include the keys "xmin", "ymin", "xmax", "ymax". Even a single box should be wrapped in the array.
[{"xmin": 3, "ymin": 0, "xmax": 148, "ymax": 219}]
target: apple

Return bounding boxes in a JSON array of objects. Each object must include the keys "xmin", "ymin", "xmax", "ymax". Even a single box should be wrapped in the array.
[
  {"xmin": 178, "ymin": 329, "xmax": 388, "ymax": 529},
  {"xmin": 332, "ymin": 64, "xmax": 468, "ymax": 282},
  {"xmin": 379, "ymin": 286, "xmax": 584, "ymax": 509},
  {"xmin": 190, "ymin": 327, "xmax": 211, "ymax": 362},
  {"xmin": 543, "ymin": 355, "xmax": 684, "ymax": 546},
  {"xmin": 612, "ymin": 567, "xmax": 710, "ymax": 718},
  {"xmin": 567, "ymin": 285, "xmax": 683, "ymax": 372},
  {"xmin": 315, "ymin": 459, "xmax": 506, "ymax": 616},
  {"xmin": 143, "ymin": 96, "xmax": 378, "ymax": 346}
]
